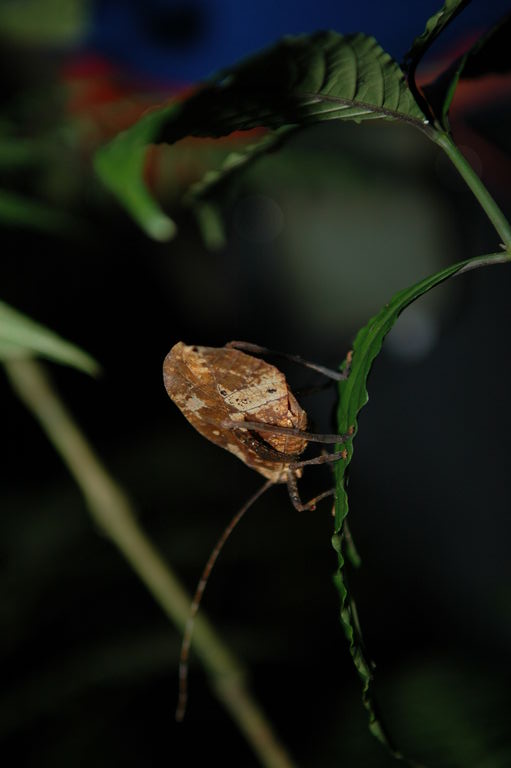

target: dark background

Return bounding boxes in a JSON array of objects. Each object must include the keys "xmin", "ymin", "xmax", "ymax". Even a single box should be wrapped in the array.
[{"xmin": 1, "ymin": 1, "xmax": 511, "ymax": 765}]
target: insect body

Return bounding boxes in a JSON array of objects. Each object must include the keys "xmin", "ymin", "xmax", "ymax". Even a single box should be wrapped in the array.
[
  {"xmin": 163, "ymin": 341, "xmax": 308, "ymax": 483},
  {"xmin": 163, "ymin": 340, "xmax": 350, "ymax": 719},
  {"xmin": 164, "ymin": 341, "xmax": 348, "ymax": 509}
]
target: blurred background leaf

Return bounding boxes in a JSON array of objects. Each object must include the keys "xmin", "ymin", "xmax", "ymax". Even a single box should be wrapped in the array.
[
  {"xmin": 94, "ymin": 106, "xmax": 178, "ymax": 242},
  {"xmin": 0, "ymin": 189, "xmax": 76, "ymax": 232},
  {"xmin": 403, "ymin": 0, "xmax": 471, "ymax": 73},
  {"xmin": 0, "ymin": 301, "xmax": 99, "ymax": 375},
  {"xmin": 1, "ymin": 1, "xmax": 511, "ymax": 766},
  {"xmin": 0, "ymin": 0, "xmax": 90, "ymax": 45}
]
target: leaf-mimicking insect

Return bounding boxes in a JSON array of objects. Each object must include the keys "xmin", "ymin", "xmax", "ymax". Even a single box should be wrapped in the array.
[{"xmin": 163, "ymin": 340, "xmax": 351, "ymax": 719}]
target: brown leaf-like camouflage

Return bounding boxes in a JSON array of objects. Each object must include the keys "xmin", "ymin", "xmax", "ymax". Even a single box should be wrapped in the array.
[{"xmin": 163, "ymin": 342, "xmax": 308, "ymax": 482}]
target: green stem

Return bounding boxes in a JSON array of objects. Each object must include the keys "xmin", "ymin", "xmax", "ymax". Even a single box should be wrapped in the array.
[
  {"xmin": 433, "ymin": 131, "xmax": 511, "ymax": 250},
  {"xmin": 4, "ymin": 357, "xmax": 297, "ymax": 768}
]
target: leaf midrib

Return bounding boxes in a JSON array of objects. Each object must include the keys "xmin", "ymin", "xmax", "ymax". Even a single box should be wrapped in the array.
[{"xmin": 301, "ymin": 92, "xmax": 428, "ymax": 129}]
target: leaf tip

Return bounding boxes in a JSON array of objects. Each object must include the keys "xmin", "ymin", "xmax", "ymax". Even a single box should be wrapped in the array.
[{"xmin": 145, "ymin": 214, "xmax": 177, "ymax": 242}]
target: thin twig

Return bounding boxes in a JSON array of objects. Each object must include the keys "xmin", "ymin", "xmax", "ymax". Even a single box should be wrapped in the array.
[{"xmin": 4, "ymin": 357, "xmax": 297, "ymax": 768}]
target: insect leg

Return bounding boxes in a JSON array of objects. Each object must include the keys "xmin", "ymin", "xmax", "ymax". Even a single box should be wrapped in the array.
[
  {"xmin": 176, "ymin": 478, "xmax": 274, "ymax": 722},
  {"xmin": 221, "ymin": 419, "xmax": 353, "ymax": 445},
  {"xmin": 286, "ymin": 470, "xmax": 335, "ymax": 512},
  {"xmin": 225, "ymin": 340, "xmax": 351, "ymax": 381},
  {"xmin": 290, "ymin": 449, "xmax": 347, "ymax": 469}
]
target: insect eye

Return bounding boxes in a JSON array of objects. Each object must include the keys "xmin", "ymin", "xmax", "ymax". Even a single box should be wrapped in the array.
[{"xmin": 219, "ymin": 389, "xmax": 227, "ymax": 396}]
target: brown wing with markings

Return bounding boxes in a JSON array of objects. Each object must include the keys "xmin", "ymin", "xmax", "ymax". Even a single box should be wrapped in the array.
[{"xmin": 163, "ymin": 342, "xmax": 308, "ymax": 482}]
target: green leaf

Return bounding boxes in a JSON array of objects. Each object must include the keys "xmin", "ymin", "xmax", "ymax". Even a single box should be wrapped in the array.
[
  {"xmin": 184, "ymin": 127, "xmax": 298, "ymax": 246},
  {"xmin": 192, "ymin": 202, "xmax": 226, "ymax": 251},
  {"xmin": 0, "ymin": 137, "xmax": 44, "ymax": 170},
  {"xmin": 0, "ymin": 301, "xmax": 100, "ymax": 375},
  {"xmin": 403, "ymin": 0, "xmax": 472, "ymax": 73},
  {"xmin": 95, "ymin": 32, "xmax": 426, "ymax": 240},
  {"xmin": 184, "ymin": 127, "xmax": 297, "ymax": 207},
  {"xmin": 0, "ymin": 0, "xmax": 89, "ymax": 45},
  {"xmin": 332, "ymin": 251, "xmax": 510, "ymax": 759},
  {"xmin": 94, "ymin": 105, "xmax": 178, "ymax": 242},
  {"xmin": 161, "ymin": 32, "xmax": 427, "ymax": 136},
  {"xmin": 0, "ymin": 189, "xmax": 74, "ymax": 233}
]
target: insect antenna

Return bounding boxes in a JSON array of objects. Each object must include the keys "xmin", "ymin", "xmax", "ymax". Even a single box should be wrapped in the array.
[
  {"xmin": 226, "ymin": 340, "xmax": 350, "ymax": 381},
  {"xmin": 176, "ymin": 478, "xmax": 274, "ymax": 722}
]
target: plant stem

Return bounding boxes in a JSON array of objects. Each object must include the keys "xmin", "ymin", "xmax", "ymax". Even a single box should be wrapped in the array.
[
  {"xmin": 455, "ymin": 251, "xmax": 511, "ymax": 274},
  {"xmin": 433, "ymin": 131, "xmax": 511, "ymax": 250},
  {"xmin": 4, "ymin": 357, "xmax": 297, "ymax": 768}
]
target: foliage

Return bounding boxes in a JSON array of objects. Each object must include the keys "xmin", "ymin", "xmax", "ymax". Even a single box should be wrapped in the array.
[
  {"xmin": 0, "ymin": 300, "xmax": 99, "ymax": 375},
  {"xmin": 89, "ymin": 6, "xmax": 511, "ymax": 759},
  {"xmin": 95, "ymin": 31, "xmax": 428, "ymax": 241},
  {"xmin": 2, "ymin": 0, "xmax": 511, "ymax": 765}
]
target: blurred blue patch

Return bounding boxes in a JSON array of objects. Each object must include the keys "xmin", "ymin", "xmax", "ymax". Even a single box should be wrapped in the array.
[{"xmin": 86, "ymin": 0, "xmax": 511, "ymax": 84}]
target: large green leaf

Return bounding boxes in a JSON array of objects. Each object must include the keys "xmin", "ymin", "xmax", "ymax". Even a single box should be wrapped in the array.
[
  {"xmin": 332, "ymin": 250, "xmax": 510, "ymax": 758},
  {"xmin": 0, "ymin": 301, "xmax": 100, "ymax": 375},
  {"xmin": 158, "ymin": 32, "xmax": 426, "ymax": 137},
  {"xmin": 403, "ymin": 0, "xmax": 472, "ymax": 73},
  {"xmin": 95, "ymin": 32, "xmax": 426, "ymax": 240}
]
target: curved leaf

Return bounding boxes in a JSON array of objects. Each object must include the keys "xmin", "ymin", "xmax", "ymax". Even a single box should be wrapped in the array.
[
  {"xmin": 332, "ymin": 250, "xmax": 510, "ymax": 757},
  {"xmin": 0, "ymin": 189, "xmax": 74, "ymax": 233},
  {"xmin": 184, "ymin": 126, "xmax": 297, "ymax": 206},
  {"xmin": 403, "ymin": 0, "xmax": 472, "ymax": 73},
  {"xmin": 0, "ymin": 301, "xmax": 100, "ymax": 375},
  {"xmin": 94, "ymin": 105, "xmax": 178, "ymax": 242},
  {"xmin": 95, "ymin": 32, "xmax": 426, "ymax": 240},
  {"xmin": 158, "ymin": 32, "xmax": 427, "ymax": 138}
]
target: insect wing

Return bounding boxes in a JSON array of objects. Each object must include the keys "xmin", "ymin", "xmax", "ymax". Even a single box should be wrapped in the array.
[{"xmin": 163, "ymin": 342, "xmax": 233, "ymax": 451}]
